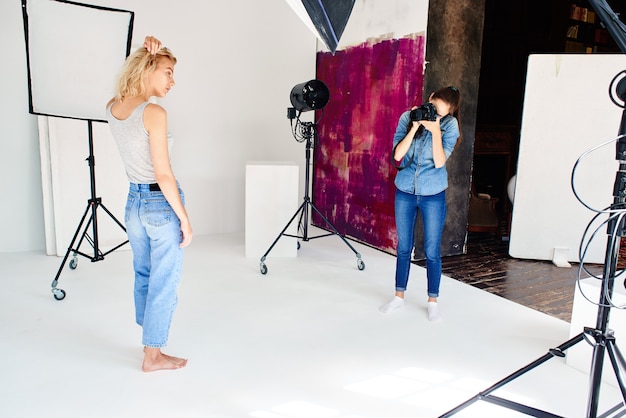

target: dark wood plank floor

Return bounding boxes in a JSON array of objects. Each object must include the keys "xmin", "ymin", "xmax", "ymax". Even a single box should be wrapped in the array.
[{"xmin": 414, "ymin": 233, "xmax": 606, "ymax": 323}]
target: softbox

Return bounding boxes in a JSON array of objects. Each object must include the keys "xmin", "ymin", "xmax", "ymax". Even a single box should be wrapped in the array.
[
  {"xmin": 284, "ymin": 0, "xmax": 355, "ymax": 53},
  {"xmin": 21, "ymin": 0, "xmax": 134, "ymax": 122}
]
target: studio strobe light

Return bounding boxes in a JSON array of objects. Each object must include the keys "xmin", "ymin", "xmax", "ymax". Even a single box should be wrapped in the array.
[
  {"xmin": 290, "ymin": 79, "xmax": 330, "ymax": 112},
  {"xmin": 259, "ymin": 80, "xmax": 364, "ymax": 274}
]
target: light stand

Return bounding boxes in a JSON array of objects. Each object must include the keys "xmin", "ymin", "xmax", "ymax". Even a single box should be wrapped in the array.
[
  {"xmin": 50, "ymin": 121, "xmax": 128, "ymax": 301},
  {"xmin": 20, "ymin": 0, "xmax": 134, "ymax": 300},
  {"xmin": 440, "ymin": 2, "xmax": 626, "ymax": 415},
  {"xmin": 259, "ymin": 80, "xmax": 365, "ymax": 275}
]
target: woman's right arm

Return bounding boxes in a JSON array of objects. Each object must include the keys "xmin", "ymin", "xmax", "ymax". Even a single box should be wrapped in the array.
[
  {"xmin": 144, "ymin": 103, "xmax": 193, "ymax": 248},
  {"xmin": 393, "ymin": 112, "xmax": 420, "ymax": 161}
]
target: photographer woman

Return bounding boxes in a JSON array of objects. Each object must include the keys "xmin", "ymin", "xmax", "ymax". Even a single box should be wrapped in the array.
[
  {"xmin": 380, "ymin": 86, "xmax": 461, "ymax": 322},
  {"xmin": 106, "ymin": 36, "xmax": 192, "ymax": 371}
]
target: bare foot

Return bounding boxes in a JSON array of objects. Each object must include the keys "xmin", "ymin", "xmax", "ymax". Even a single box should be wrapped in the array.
[
  {"xmin": 143, "ymin": 347, "xmax": 187, "ymax": 366},
  {"xmin": 142, "ymin": 347, "xmax": 188, "ymax": 372}
]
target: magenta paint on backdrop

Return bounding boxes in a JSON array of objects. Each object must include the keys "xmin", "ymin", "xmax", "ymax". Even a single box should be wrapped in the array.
[{"xmin": 313, "ymin": 35, "xmax": 425, "ymax": 253}]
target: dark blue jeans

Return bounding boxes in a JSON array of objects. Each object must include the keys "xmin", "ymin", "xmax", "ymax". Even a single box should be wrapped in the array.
[{"xmin": 395, "ymin": 188, "xmax": 446, "ymax": 297}]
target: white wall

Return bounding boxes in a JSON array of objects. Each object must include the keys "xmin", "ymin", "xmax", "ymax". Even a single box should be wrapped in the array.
[
  {"xmin": 1, "ymin": 0, "xmax": 43, "ymax": 253},
  {"xmin": 0, "ymin": 0, "xmax": 317, "ymax": 253}
]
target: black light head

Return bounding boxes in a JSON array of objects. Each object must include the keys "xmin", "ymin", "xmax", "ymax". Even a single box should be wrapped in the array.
[{"xmin": 290, "ymin": 79, "xmax": 330, "ymax": 112}]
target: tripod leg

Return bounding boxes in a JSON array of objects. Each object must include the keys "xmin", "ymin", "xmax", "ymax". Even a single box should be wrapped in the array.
[
  {"xmin": 70, "ymin": 200, "xmax": 129, "ymax": 261},
  {"xmin": 588, "ymin": 341, "xmax": 608, "ymax": 417},
  {"xmin": 308, "ymin": 201, "xmax": 364, "ymax": 270},
  {"xmin": 296, "ymin": 204, "xmax": 307, "ymax": 241},
  {"xmin": 439, "ymin": 332, "xmax": 585, "ymax": 417},
  {"xmin": 50, "ymin": 203, "xmax": 92, "ymax": 300},
  {"xmin": 610, "ymin": 341, "xmax": 626, "ymax": 381},
  {"xmin": 72, "ymin": 208, "xmax": 97, "ymax": 261},
  {"xmin": 605, "ymin": 339, "xmax": 626, "ymax": 406},
  {"xmin": 90, "ymin": 199, "xmax": 104, "ymax": 262},
  {"xmin": 259, "ymin": 202, "xmax": 306, "ymax": 274},
  {"xmin": 99, "ymin": 201, "xmax": 126, "ymax": 232},
  {"xmin": 98, "ymin": 202, "xmax": 129, "ymax": 256}
]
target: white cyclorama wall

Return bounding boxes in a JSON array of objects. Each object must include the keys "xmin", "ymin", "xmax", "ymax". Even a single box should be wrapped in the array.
[
  {"xmin": 0, "ymin": 0, "xmax": 318, "ymax": 253},
  {"xmin": 509, "ymin": 54, "xmax": 626, "ymax": 264}
]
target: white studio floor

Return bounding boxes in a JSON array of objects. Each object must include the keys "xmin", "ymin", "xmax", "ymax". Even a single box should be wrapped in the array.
[{"xmin": 1, "ymin": 228, "xmax": 624, "ymax": 418}]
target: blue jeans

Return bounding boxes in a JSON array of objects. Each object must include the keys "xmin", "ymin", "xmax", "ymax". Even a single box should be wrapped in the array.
[
  {"xmin": 125, "ymin": 183, "xmax": 185, "ymax": 348},
  {"xmin": 395, "ymin": 188, "xmax": 446, "ymax": 297}
]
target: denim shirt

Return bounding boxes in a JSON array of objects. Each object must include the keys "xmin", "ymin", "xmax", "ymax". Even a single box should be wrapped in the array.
[{"xmin": 392, "ymin": 110, "xmax": 459, "ymax": 196}]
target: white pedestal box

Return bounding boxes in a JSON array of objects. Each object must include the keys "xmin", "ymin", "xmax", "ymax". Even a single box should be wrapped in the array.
[
  {"xmin": 245, "ymin": 162, "xmax": 299, "ymax": 258},
  {"xmin": 567, "ymin": 275, "xmax": 626, "ymax": 385}
]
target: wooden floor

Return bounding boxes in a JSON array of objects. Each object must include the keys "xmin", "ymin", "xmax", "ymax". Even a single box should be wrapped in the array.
[{"xmin": 415, "ymin": 233, "xmax": 606, "ymax": 323}]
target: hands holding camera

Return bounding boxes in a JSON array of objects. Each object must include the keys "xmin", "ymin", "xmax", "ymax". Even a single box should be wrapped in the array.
[
  {"xmin": 419, "ymin": 116, "xmax": 442, "ymax": 136},
  {"xmin": 409, "ymin": 102, "xmax": 441, "ymax": 135}
]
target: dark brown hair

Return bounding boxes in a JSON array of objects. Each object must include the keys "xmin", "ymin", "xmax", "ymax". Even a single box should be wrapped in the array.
[
  {"xmin": 431, "ymin": 86, "xmax": 461, "ymax": 120},
  {"xmin": 434, "ymin": 86, "xmax": 462, "ymax": 146}
]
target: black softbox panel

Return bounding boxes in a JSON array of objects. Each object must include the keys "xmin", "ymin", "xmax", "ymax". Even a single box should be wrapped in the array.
[{"xmin": 291, "ymin": 0, "xmax": 355, "ymax": 53}]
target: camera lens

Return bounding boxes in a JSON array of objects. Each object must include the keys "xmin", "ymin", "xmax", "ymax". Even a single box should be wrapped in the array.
[{"xmin": 410, "ymin": 103, "xmax": 436, "ymax": 122}]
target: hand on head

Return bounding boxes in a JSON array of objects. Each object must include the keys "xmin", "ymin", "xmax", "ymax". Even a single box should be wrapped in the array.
[{"xmin": 144, "ymin": 36, "xmax": 162, "ymax": 55}]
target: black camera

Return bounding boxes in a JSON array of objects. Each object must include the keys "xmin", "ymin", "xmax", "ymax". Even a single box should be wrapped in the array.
[{"xmin": 410, "ymin": 102, "xmax": 437, "ymax": 122}]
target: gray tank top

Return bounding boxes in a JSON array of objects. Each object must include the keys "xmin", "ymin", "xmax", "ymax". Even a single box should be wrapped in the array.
[{"xmin": 106, "ymin": 101, "xmax": 173, "ymax": 184}]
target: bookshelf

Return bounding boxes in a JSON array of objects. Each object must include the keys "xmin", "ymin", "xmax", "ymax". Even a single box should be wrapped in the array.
[{"xmin": 565, "ymin": 2, "xmax": 615, "ymax": 53}]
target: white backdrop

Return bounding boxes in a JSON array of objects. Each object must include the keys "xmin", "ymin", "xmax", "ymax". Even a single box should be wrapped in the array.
[{"xmin": 510, "ymin": 54, "xmax": 626, "ymax": 264}]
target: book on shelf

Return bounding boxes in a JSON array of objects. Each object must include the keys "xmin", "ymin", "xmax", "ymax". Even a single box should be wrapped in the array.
[
  {"xmin": 595, "ymin": 28, "xmax": 609, "ymax": 44},
  {"xmin": 566, "ymin": 25, "xmax": 579, "ymax": 39},
  {"xmin": 569, "ymin": 4, "xmax": 596, "ymax": 23},
  {"xmin": 587, "ymin": 10, "xmax": 596, "ymax": 24}
]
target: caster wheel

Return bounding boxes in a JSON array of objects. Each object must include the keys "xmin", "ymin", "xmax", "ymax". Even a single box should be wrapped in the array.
[
  {"xmin": 260, "ymin": 263, "xmax": 268, "ymax": 275},
  {"xmin": 52, "ymin": 288, "xmax": 66, "ymax": 301},
  {"xmin": 69, "ymin": 258, "xmax": 77, "ymax": 270},
  {"xmin": 297, "ymin": 242, "xmax": 301, "ymax": 250},
  {"xmin": 357, "ymin": 259, "xmax": 365, "ymax": 271}
]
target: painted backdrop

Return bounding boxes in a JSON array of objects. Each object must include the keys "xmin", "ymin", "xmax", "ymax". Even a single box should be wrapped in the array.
[{"xmin": 313, "ymin": 35, "xmax": 425, "ymax": 253}]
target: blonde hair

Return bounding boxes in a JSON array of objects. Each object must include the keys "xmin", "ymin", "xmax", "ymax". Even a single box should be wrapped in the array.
[{"xmin": 114, "ymin": 47, "xmax": 177, "ymax": 101}]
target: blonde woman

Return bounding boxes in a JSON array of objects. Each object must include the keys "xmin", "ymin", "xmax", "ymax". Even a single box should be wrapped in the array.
[{"xmin": 106, "ymin": 36, "xmax": 192, "ymax": 372}]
